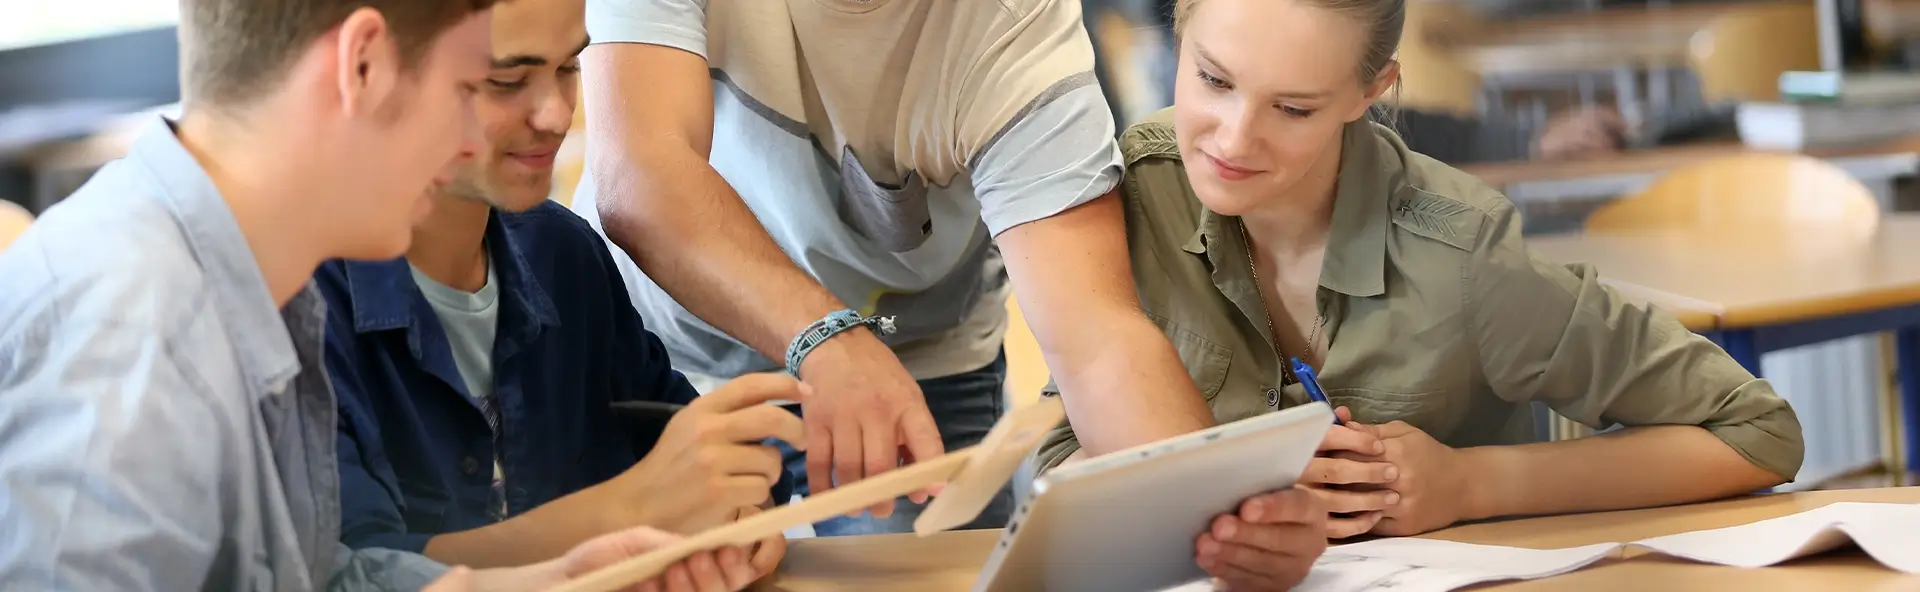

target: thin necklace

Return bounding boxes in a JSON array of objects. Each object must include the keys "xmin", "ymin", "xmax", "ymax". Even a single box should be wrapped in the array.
[{"xmin": 1239, "ymin": 218, "xmax": 1323, "ymax": 385}]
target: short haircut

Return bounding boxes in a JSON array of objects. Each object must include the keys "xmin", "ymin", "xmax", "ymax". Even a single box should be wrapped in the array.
[{"xmin": 181, "ymin": 0, "xmax": 499, "ymax": 106}]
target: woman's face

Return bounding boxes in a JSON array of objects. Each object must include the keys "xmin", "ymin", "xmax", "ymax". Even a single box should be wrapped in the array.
[{"xmin": 1173, "ymin": 0, "xmax": 1391, "ymax": 216}]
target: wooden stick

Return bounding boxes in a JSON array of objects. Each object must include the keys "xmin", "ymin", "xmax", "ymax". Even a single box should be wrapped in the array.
[
  {"xmin": 546, "ymin": 397, "xmax": 1065, "ymax": 592},
  {"xmin": 545, "ymin": 447, "xmax": 969, "ymax": 592}
]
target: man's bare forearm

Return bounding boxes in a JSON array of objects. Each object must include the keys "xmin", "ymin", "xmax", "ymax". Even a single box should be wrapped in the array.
[
  {"xmin": 1050, "ymin": 313, "xmax": 1217, "ymax": 457},
  {"xmin": 1465, "ymin": 425, "xmax": 1784, "ymax": 521},
  {"xmin": 593, "ymin": 144, "xmax": 847, "ymax": 360},
  {"xmin": 583, "ymin": 43, "xmax": 845, "ymax": 361},
  {"xmin": 996, "ymin": 194, "xmax": 1216, "ymax": 460}
]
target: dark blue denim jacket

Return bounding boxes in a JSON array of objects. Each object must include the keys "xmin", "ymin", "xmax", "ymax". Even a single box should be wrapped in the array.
[{"xmin": 318, "ymin": 202, "xmax": 788, "ymax": 553}]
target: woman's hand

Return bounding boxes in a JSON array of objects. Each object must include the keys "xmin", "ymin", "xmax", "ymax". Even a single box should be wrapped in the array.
[
  {"xmin": 1333, "ymin": 420, "xmax": 1477, "ymax": 537},
  {"xmin": 1194, "ymin": 487, "xmax": 1328, "ymax": 590},
  {"xmin": 1303, "ymin": 407, "xmax": 1401, "ymax": 538}
]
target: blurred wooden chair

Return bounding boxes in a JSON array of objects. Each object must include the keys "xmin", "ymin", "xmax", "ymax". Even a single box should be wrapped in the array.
[
  {"xmin": 1687, "ymin": 1, "xmax": 1821, "ymax": 103},
  {"xmin": 1003, "ymin": 294, "xmax": 1050, "ymax": 409},
  {"xmin": 0, "ymin": 200, "xmax": 32, "ymax": 254},
  {"xmin": 1393, "ymin": 1, "xmax": 1483, "ymax": 117},
  {"xmin": 1585, "ymin": 152, "xmax": 1880, "ymax": 238},
  {"xmin": 552, "ymin": 135, "xmax": 585, "ymax": 209},
  {"xmin": 550, "ymin": 82, "xmax": 590, "ymax": 208}
]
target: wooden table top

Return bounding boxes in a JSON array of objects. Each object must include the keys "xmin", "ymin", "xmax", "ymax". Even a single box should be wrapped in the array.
[
  {"xmin": 757, "ymin": 487, "xmax": 1920, "ymax": 591},
  {"xmin": 1528, "ymin": 214, "xmax": 1920, "ymax": 329},
  {"xmin": 1462, "ymin": 135, "xmax": 1920, "ymax": 188}
]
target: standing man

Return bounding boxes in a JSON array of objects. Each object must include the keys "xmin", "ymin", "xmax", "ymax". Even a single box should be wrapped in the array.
[
  {"xmin": 0, "ymin": 0, "xmax": 757, "ymax": 589},
  {"xmin": 573, "ymin": 0, "xmax": 1219, "ymax": 535},
  {"xmin": 320, "ymin": 0, "xmax": 793, "ymax": 570}
]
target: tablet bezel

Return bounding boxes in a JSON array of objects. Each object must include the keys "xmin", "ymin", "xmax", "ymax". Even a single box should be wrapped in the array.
[{"xmin": 972, "ymin": 402, "xmax": 1335, "ymax": 592}]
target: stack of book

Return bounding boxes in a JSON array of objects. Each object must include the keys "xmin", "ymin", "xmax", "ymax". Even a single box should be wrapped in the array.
[{"xmin": 1736, "ymin": 70, "xmax": 1920, "ymax": 150}]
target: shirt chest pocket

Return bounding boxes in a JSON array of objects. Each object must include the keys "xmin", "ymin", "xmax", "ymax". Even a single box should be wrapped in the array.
[
  {"xmin": 836, "ymin": 145, "xmax": 932, "ymax": 253},
  {"xmin": 1325, "ymin": 387, "xmax": 1453, "ymax": 432},
  {"xmin": 399, "ymin": 490, "xmax": 452, "ymax": 532},
  {"xmin": 1147, "ymin": 314, "xmax": 1232, "ymax": 401}
]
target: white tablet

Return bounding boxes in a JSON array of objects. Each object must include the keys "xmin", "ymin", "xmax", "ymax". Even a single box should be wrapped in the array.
[{"xmin": 971, "ymin": 402, "xmax": 1335, "ymax": 592}]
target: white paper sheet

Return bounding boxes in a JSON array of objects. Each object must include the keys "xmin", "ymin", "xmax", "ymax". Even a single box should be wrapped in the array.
[
  {"xmin": 1631, "ymin": 502, "xmax": 1920, "ymax": 573},
  {"xmin": 1152, "ymin": 540, "xmax": 1618, "ymax": 592},
  {"xmin": 1157, "ymin": 502, "xmax": 1920, "ymax": 592}
]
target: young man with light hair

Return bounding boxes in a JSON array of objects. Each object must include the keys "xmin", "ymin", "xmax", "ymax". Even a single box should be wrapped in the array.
[{"xmin": 0, "ymin": 1, "xmax": 756, "ymax": 589}]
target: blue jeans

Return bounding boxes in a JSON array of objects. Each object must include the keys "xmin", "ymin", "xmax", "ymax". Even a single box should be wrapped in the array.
[{"xmin": 779, "ymin": 351, "xmax": 1016, "ymax": 536}]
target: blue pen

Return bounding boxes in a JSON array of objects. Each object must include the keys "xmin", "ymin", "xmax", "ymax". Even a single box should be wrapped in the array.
[{"xmin": 1290, "ymin": 357, "xmax": 1341, "ymax": 425}]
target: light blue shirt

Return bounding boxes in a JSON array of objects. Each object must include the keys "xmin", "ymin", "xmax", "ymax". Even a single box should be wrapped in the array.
[{"xmin": 0, "ymin": 117, "xmax": 448, "ymax": 591}]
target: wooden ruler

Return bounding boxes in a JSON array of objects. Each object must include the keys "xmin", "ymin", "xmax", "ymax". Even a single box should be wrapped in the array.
[{"xmin": 546, "ymin": 396, "xmax": 1065, "ymax": 592}]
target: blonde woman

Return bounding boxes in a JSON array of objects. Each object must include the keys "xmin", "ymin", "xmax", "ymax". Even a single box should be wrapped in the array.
[{"xmin": 1036, "ymin": 0, "xmax": 1804, "ymax": 587}]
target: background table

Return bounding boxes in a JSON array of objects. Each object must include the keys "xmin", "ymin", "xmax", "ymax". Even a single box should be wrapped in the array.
[
  {"xmin": 757, "ymin": 488, "xmax": 1920, "ymax": 591},
  {"xmin": 1529, "ymin": 214, "xmax": 1920, "ymax": 472},
  {"xmin": 1461, "ymin": 138, "xmax": 1920, "ymax": 209}
]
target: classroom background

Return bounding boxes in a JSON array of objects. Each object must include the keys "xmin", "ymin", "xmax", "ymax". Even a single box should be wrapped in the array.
[{"xmin": 1, "ymin": 0, "xmax": 1916, "ymax": 495}]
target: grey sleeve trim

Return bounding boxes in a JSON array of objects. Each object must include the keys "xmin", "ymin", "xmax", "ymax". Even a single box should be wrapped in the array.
[
  {"xmin": 968, "ymin": 70, "xmax": 1102, "ymax": 170},
  {"xmin": 709, "ymin": 69, "xmax": 809, "ymax": 139}
]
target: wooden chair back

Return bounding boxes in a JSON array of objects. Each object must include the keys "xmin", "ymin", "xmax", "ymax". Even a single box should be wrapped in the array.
[
  {"xmin": 1584, "ymin": 151, "xmax": 1882, "ymax": 286},
  {"xmin": 550, "ymin": 82, "xmax": 591, "ymax": 208},
  {"xmin": 1393, "ymin": 1, "xmax": 1483, "ymax": 116},
  {"xmin": 1688, "ymin": 2, "xmax": 1821, "ymax": 102},
  {"xmin": 1003, "ymin": 294, "xmax": 1050, "ymax": 409},
  {"xmin": 1584, "ymin": 152, "xmax": 1880, "ymax": 236},
  {"xmin": 0, "ymin": 200, "xmax": 31, "ymax": 254}
]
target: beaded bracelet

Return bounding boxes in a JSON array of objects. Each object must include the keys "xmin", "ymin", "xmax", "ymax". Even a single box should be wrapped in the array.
[{"xmin": 784, "ymin": 309, "xmax": 898, "ymax": 376}]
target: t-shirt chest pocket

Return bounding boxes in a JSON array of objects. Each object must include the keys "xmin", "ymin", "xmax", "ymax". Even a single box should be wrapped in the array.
[{"xmin": 836, "ymin": 145, "xmax": 932, "ymax": 253}]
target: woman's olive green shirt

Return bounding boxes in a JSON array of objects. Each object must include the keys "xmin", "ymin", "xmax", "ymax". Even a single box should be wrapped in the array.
[{"xmin": 1033, "ymin": 110, "xmax": 1804, "ymax": 481}]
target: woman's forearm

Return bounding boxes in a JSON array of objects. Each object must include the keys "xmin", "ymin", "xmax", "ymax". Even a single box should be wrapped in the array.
[{"xmin": 1465, "ymin": 425, "xmax": 1785, "ymax": 521}]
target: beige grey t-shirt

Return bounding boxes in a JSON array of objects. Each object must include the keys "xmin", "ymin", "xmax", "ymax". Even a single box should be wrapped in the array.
[{"xmin": 573, "ymin": 0, "xmax": 1123, "ymax": 382}]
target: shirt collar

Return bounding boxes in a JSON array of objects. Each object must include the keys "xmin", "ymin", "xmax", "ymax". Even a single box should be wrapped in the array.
[
  {"xmin": 127, "ymin": 116, "xmax": 302, "ymax": 393},
  {"xmin": 1182, "ymin": 118, "xmax": 1393, "ymax": 298},
  {"xmin": 340, "ymin": 210, "xmax": 561, "ymax": 340}
]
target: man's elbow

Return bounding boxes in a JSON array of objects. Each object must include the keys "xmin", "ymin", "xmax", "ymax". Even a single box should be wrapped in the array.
[
  {"xmin": 591, "ymin": 163, "xmax": 659, "ymax": 244},
  {"xmin": 586, "ymin": 136, "xmax": 702, "ymax": 242}
]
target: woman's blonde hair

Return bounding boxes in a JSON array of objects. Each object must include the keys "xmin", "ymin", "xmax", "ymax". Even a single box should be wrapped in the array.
[{"xmin": 1172, "ymin": 0, "xmax": 1406, "ymax": 87}]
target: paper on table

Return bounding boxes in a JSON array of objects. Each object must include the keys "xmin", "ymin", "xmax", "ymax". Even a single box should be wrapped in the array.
[
  {"xmin": 1157, "ymin": 502, "xmax": 1920, "ymax": 592},
  {"xmin": 1155, "ymin": 539, "xmax": 1619, "ymax": 592},
  {"xmin": 1292, "ymin": 539, "xmax": 1621, "ymax": 592},
  {"xmin": 1632, "ymin": 502, "xmax": 1920, "ymax": 573}
]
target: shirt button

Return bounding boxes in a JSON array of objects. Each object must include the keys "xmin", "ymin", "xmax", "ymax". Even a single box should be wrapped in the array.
[
  {"xmin": 1266, "ymin": 388, "xmax": 1280, "ymax": 407},
  {"xmin": 460, "ymin": 457, "xmax": 481, "ymax": 475}
]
